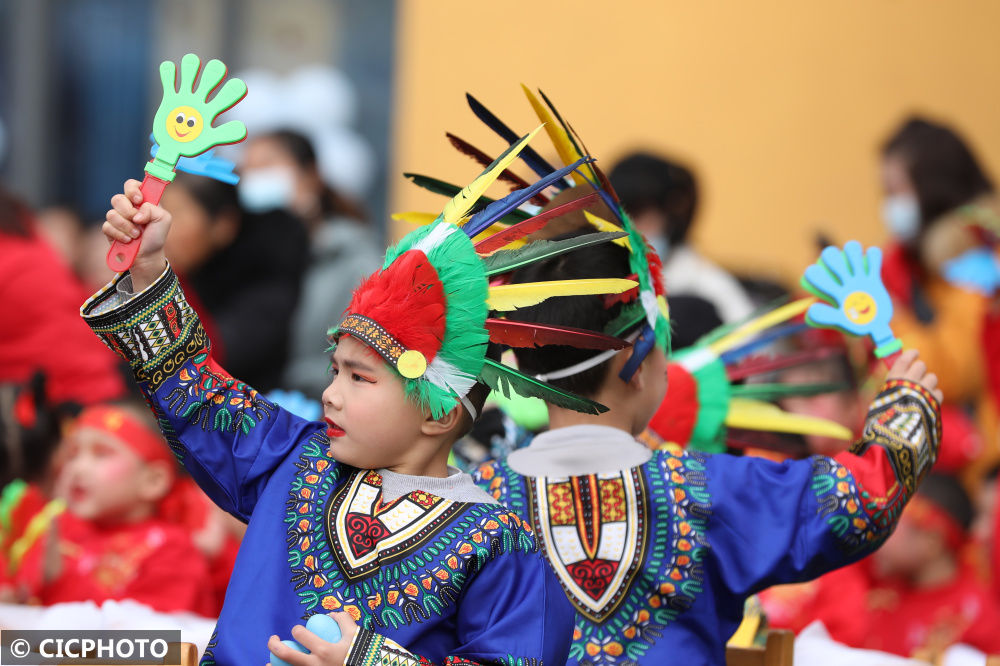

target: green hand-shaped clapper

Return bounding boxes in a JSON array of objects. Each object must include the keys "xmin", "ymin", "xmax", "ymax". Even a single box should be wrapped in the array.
[{"xmin": 145, "ymin": 53, "xmax": 248, "ymax": 182}]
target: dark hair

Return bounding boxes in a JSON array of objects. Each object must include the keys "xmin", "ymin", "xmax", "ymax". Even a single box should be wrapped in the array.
[
  {"xmin": 609, "ymin": 152, "xmax": 698, "ymax": 246},
  {"xmin": 917, "ymin": 473, "xmax": 974, "ymax": 533},
  {"xmin": 507, "ymin": 233, "xmax": 635, "ymax": 398},
  {"xmin": 0, "ymin": 372, "xmax": 63, "ymax": 487},
  {"xmin": 0, "ymin": 185, "xmax": 36, "ymax": 237},
  {"xmin": 172, "ymin": 171, "xmax": 240, "ymax": 220},
  {"xmin": 262, "ymin": 129, "xmax": 368, "ymax": 222},
  {"xmin": 882, "ymin": 117, "xmax": 994, "ymax": 228}
]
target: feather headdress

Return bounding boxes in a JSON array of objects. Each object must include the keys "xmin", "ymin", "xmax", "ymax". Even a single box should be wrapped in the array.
[{"xmin": 330, "ymin": 129, "xmax": 637, "ymax": 418}]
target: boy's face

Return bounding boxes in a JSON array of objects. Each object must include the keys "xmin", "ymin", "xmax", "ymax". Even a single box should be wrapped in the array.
[
  {"xmin": 322, "ymin": 336, "xmax": 431, "ymax": 470},
  {"xmin": 58, "ymin": 427, "xmax": 158, "ymax": 524}
]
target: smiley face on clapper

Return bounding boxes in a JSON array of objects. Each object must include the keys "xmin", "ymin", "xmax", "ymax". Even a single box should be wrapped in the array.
[{"xmin": 800, "ymin": 241, "xmax": 902, "ymax": 359}]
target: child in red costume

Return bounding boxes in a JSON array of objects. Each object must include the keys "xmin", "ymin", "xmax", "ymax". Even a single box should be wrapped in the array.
[
  {"xmin": 11, "ymin": 404, "xmax": 214, "ymax": 615},
  {"xmin": 763, "ymin": 473, "xmax": 1000, "ymax": 656}
]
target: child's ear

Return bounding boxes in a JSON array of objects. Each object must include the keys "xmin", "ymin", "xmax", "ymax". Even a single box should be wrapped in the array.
[
  {"xmin": 421, "ymin": 403, "xmax": 464, "ymax": 438},
  {"xmin": 137, "ymin": 461, "xmax": 173, "ymax": 503}
]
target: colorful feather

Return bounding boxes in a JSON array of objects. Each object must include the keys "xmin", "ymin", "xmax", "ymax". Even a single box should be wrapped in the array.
[
  {"xmin": 463, "ymin": 157, "xmax": 593, "ymax": 239},
  {"xmin": 465, "ymin": 93, "xmax": 569, "ymax": 187},
  {"xmin": 446, "ymin": 133, "xmax": 548, "ymax": 206},
  {"xmin": 484, "ymin": 319, "xmax": 630, "ymax": 350},
  {"xmin": 729, "ymin": 382, "xmax": 847, "ymax": 401},
  {"xmin": 707, "ymin": 297, "xmax": 817, "ymax": 355},
  {"xmin": 391, "ymin": 211, "xmax": 450, "ymax": 227},
  {"xmin": 726, "ymin": 347, "xmax": 843, "ymax": 382},
  {"xmin": 718, "ymin": 322, "xmax": 811, "ymax": 365},
  {"xmin": 402, "ymin": 174, "xmax": 531, "ymax": 223},
  {"xmin": 725, "ymin": 398, "xmax": 853, "ymax": 439},
  {"xmin": 479, "ymin": 358, "xmax": 607, "ymax": 414},
  {"xmin": 487, "ymin": 278, "xmax": 638, "ymax": 311},
  {"xmin": 583, "ymin": 211, "xmax": 632, "ymax": 250},
  {"xmin": 441, "ymin": 125, "xmax": 543, "ymax": 225},
  {"xmin": 521, "ymin": 85, "xmax": 599, "ymax": 187},
  {"xmin": 482, "ymin": 231, "xmax": 628, "ymax": 276},
  {"xmin": 473, "ymin": 192, "xmax": 601, "ymax": 254}
]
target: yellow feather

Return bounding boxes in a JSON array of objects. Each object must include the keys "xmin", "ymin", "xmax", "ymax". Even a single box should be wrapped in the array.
[
  {"xmin": 521, "ymin": 84, "xmax": 597, "ymax": 186},
  {"xmin": 441, "ymin": 124, "xmax": 544, "ymax": 225},
  {"xmin": 583, "ymin": 212, "xmax": 632, "ymax": 250},
  {"xmin": 391, "ymin": 211, "xmax": 439, "ymax": 227},
  {"xmin": 707, "ymin": 297, "xmax": 818, "ymax": 355},
  {"xmin": 726, "ymin": 398, "xmax": 853, "ymax": 439},
  {"xmin": 487, "ymin": 278, "xmax": 638, "ymax": 311}
]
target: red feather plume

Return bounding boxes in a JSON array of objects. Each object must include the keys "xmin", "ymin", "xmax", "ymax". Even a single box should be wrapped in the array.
[{"xmin": 343, "ymin": 250, "xmax": 447, "ymax": 360}]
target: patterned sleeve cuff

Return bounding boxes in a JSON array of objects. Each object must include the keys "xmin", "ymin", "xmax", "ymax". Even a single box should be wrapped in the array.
[
  {"xmin": 851, "ymin": 378, "xmax": 942, "ymax": 491},
  {"xmin": 345, "ymin": 628, "xmax": 423, "ymax": 666},
  {"xmin": 81, "ymin": 264, "xmax": 208, "ymax": 390}
]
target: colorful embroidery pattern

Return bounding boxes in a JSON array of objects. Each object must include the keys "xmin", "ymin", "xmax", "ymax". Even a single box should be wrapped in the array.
[
  {"xmin": 476, "ymin": 444, "xmax": 711, "ymax": 665},
  {"xmin": 346, "ymin": 629, "xmax": 539, "ymax": 666},
  {"xmin": 812, "ymin": 380, "xmax": 941, "ymax": 555},
  {"xmin": 338, "ymin": 314, "xmax": 409, "ymax": 370},
  {"xmin": 287, "ymin": 438, "xmax": 537, "ymax": 631},
  {"xmin": 83, "ymin": 269, "xmax": 203, "ymax": 391}
]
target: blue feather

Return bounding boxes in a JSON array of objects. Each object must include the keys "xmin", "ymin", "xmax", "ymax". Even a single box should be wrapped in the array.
[
  {"xmin": 463, "ymin": 157, "xmax": 592, "ymax": 238},
  {"xmin": 719, "ymin": 322, "xmax": 811, "ymax": 364},
  {"xmin": 466, "ymin": 93, "xmax": 570, "ymax": 189}
]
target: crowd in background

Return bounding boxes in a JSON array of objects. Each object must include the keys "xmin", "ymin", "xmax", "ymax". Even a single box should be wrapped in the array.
[{"xmin": 1, "ymin": 106, "xmax": 999, "ymax": 660}]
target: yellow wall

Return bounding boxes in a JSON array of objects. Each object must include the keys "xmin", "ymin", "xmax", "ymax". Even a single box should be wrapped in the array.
[{"xmin": 391, "ymin": 1, "xmax": 1000, "ymax": 285}]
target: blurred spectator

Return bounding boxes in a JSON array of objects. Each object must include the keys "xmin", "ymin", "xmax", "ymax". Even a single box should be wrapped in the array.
[
  {"xmin": 6, "ymin": 403, "xmax": 214, "ymax": 615},
  {"xmin": 0, "ymin": 186, "xmax": 124, "ymax": 406},
  {"xmin": 159, "ymin": 172, "xmax": 309, "ymax": 392},
  {"xmin": 878, "ymin": 117, "xmax": 1000, "ymax": 482},
  {"xmin": 34, "ymin": 206, "xmax": 85, "ymax": 272},
  {"xmin": 610, "ymin": 152, "xmax": 755, "ymax": 322},
  {"xmin": 778, "ymin": 349, "xmax": 866, "ymax": 458},
  {"xmin": 241, "ymin": 129, "xmax": 381, "ymax": 398},
  {"xmin": 763, "ymin": 474, "xmax": 1000, "ymax": 656}
]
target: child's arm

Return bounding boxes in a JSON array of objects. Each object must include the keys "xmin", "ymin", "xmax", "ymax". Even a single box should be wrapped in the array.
[
  {"xmin": 701, "ymin": 350, "xmax": 942, "ymax": 596},
  {"xmin": 83, "ymin": 181, "xmax": 321, "ymax": 520},
  {"xmin": 268, "ymin": 550, "xmax": 574, "ymax": 666}
]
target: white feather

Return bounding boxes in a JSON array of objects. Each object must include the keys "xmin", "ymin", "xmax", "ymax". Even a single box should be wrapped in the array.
[
  {"xmin": 412, "ymin": 222, "xmax": 457, "ymax": 256},
  {"xmin": 423, "ymin": 355, "xmax": 477, "ymax": 398}
]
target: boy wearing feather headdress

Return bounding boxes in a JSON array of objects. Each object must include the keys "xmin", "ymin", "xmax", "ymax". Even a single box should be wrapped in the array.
[
  {"xmin": 448, "ymin": 89, "xmax": 947, "ymax": 665},
  {"xmin": 83, "ymin": 128, "xmax": 639, "ymax": 665}
]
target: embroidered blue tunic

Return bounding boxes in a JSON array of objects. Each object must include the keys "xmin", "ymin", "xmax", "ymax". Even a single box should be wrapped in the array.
[
  {"xmin": 474, "ymin": 382, "xmax": 941, "ymax": 666},
  {"xmin": 82, "ymin": 267, "xmax": 573, "ymax": 666}
]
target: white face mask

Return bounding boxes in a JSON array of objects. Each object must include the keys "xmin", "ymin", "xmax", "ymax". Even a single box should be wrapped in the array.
[
  {"xmin": 238, "ymin": 166, "xmax": 296, "ymax": 213},
  {"xmin": 881, "ymin": 194, "xmax": 921, "ymax": 241}
]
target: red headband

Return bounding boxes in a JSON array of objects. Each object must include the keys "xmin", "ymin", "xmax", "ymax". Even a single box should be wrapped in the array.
[
  {"xmin": 75, "ymin": 405, "xmax": 174, "ymax": 469},
  {"xmin": 905, "ymin": 495, "xmax": 966, "ymax": 552}
]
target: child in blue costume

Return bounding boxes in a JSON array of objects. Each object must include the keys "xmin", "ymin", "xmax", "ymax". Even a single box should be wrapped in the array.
[
  {"xmin": 448, "ymin": 87, "xmax": 944, "ymax": 666},
  {"xmin": 473, "ymin": 230, "xmax": 943, "ymax": 665},
  {"xmin": 81, "ymin": 129, "xmax": 637, "ymax": 665}
]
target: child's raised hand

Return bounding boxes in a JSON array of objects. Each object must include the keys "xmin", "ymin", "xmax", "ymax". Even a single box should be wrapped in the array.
[
  {"xmin": 266, "ymin": 612, "xmax": 358, "ymax": 666},
  {"xmin": 104, "ymin": 179, "xmax": 172, "ymax": 288},
  {"xmin": 886, "ymin": 349, "xmax": 943, "ymax": 405}
]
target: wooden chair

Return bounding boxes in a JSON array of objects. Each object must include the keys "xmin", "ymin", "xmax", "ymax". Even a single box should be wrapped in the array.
[{"xmin": 726, "ymin": 630, "xmax": 795, "ymax": 666}]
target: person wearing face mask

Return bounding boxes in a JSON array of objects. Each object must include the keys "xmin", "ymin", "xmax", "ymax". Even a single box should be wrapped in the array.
[
  {"xmin": 609, "ymin": 152, "xmax": 755, "ymax": 323},
  {"xmin": 240, "ymin": 130, "xmax": 382, "ymax": 397},
  {"xmin": 159, "ymin": 172, "xmax": 309, "ymax": 392},
  {"xmin": 879, "ymin": 117, "xmax": 1000, "ymax": 486}
]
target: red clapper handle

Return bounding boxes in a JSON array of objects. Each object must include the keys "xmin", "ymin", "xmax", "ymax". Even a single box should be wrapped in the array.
[
  {"xmin": 105, "ymin": 173, "xmax": 171, "ymax": 273},
  {"xmin": 881, "ymin": 349, "xmax": 902, "ymax": 370}
]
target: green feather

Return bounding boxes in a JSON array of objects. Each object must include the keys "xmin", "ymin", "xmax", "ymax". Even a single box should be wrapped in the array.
[
  {"xmin": 478, "ymin": 358, "xmax": 608, "ymax": 415},
  {"xmin": 403, "ymin": 174, "xmax": 531, "ymax": 222},
  {"xmin": 730, "ymin": 382, "xmax": 847, "ymax": 400},
  {"xmin": 605, "ymin": 303, "xmax": 646, "ymax": 337},
  {"xmin": 481, "ymin": 231, "xmax": 629, "ymax": 276}
]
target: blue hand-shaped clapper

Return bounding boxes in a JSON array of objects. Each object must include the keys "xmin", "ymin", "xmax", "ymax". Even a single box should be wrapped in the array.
[
  {"xmin": 270, "ymin": 613, "xmax": 342, "ymax": 666},
  {"xmin": 800, "ymin": 241, "xmax": 902, "ymax": 359}
]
